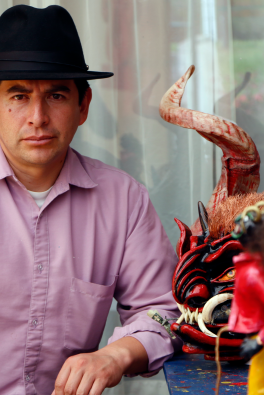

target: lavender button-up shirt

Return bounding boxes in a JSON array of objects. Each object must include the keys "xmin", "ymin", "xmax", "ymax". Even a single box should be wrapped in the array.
[{"xmin": 0, "ymin": 146, "xmax": 180, "ymax": 395}]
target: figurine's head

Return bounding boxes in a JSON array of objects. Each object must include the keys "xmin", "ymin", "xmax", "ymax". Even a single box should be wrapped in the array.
[{"xmin": 232, "ymin": 201, "xmax": 264, "ymax": 255}]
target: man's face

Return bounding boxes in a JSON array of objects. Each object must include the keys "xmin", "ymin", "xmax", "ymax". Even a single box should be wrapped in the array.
[{"xmin": 0, "ymin": 79, "xmax": 91, "ymax": 170}]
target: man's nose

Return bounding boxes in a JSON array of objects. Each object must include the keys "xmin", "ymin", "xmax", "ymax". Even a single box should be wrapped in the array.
[{"xmin": 28, "ymin": 98, "xmax": 49, "ymax": 127}]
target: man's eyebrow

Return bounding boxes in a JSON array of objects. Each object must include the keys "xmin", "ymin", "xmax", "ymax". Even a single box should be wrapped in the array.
[
  {"xmin": 6, "ymin": 85, "xmax": 33, "ymax": 94},
  {"xmin": 5, "ymin": 84, "xmax": 71, "ymax": 94},
  {"xmin": 44, "ymin": 85, "xmax": 71, "ymax": 93}
]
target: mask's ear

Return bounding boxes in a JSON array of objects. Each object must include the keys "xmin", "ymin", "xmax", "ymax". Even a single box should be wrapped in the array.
[
  {"xmin": 198, "ymin": 201, "xmax": 209, "ymax": 237},
  {"xmin": 174, "ymin": 218, "xmax": 192, "ymax": 259}
]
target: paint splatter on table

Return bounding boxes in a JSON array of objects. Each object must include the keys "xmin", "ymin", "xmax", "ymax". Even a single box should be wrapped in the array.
[{"xmin": 163, "ymin": 354, "xmax": 249, "ymax": 395}]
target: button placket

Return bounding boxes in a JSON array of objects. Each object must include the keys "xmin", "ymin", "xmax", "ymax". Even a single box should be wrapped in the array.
[
  {"xmin": 24, "ymin": 211, "xmax": 50, "ymax": 390},
  {"xmin": 32, "ymin": 319, "xmax": 38, "ymax": 327},
  {"xmin": 25, "ymin": 374, "xmax": 30, "ymax": 382}
]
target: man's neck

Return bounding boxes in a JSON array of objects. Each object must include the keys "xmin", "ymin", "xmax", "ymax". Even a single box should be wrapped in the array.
[{"xmin": 5, "ymin": 153, "xmax": 66, "ymax": 192}]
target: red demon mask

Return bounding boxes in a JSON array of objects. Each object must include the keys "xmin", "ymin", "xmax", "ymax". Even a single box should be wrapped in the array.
[
  {"xmin": 170, "ymin": 202, "xmax": 245, "ymax": 360},
  {"xmin": 151, "ymin": 65, "xmax": 261, "ymax": 361}
]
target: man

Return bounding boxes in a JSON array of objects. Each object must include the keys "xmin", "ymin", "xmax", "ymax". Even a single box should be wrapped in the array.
[{"xmin": 0, "ymin": 4, "xmax": 180, "ymax": 395}]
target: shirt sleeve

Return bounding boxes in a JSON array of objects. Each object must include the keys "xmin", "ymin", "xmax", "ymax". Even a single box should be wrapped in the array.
[{"xmin": 107, "ymin": 184, "xmax": 182, "ymax": 375}]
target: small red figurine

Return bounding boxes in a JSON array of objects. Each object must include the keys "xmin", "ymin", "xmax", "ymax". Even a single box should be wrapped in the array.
[{"xmin": 230, "ymin": 202, "xmax": 264, "ymax": 394}]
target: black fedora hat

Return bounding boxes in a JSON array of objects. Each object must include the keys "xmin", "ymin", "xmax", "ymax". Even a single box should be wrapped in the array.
[{"xmin": 0, "ymin": 5, "xmax": 113, "ymax": 80}]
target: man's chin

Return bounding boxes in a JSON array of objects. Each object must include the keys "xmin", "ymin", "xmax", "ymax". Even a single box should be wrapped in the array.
[{"xmin": 21, "ymin": 150, "xmax": 64, "ymax": 167}]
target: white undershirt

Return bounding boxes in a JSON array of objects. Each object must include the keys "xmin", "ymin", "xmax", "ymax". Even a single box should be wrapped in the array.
[{"xmin": 27, "ymin": 187, "xmax": 52, "ymax": 208}]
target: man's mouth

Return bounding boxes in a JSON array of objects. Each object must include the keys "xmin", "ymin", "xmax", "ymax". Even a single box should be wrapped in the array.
[{"xmin": 23, "ymin": 135, "xmax": 55, "ymax": 145}]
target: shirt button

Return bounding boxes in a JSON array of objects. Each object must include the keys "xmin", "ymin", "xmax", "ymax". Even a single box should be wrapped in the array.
[
  {"xmin": 38, "ymin": 264, "xmax": 43, "ymax": 272},
  {"xmin": 32, "ymin": 319, "xmax": 38, "ymax": 327},
  {"xmin": 25, "ymin": 374, "xmax": 30, "ymax": 382}
]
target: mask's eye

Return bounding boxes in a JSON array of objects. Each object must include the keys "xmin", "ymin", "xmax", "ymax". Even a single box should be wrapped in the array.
[
  {"xmin": 218, "ymin": 269, "xmax": 236, "ymax": 281},
  {"xmin": 211, "ymin": 267, "xmax": 236, "ymax": 283}
]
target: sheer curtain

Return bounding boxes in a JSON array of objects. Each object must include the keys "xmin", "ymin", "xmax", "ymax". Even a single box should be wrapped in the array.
[
  {"xmin": 0, "ymin": 0, "xmax": 236, "ymax": 244},
  {"xmin": 68, "ymin": 0, "xmax": 236, "ymax": 244},
  {"xmin": 1, "ymin": 1, "xmax": 257, "ymax": 393}
]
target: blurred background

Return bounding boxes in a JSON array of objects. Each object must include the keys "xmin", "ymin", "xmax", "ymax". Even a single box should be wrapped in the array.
[{"xmin": 2, "ymin": 0, "xmax": 264, "ymax": 393}]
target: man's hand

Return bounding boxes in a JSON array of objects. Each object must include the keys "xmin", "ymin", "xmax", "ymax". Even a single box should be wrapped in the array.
[
  {"xmin": 51, "ymin": 353, "xmax": 123, "ymax": 395},
  {"xmin": 51, "ymin": 337, "xmax": 148, "ymax": 395}
]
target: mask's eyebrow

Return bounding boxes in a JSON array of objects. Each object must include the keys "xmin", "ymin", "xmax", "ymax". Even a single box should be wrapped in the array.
[
  {"xmin": 44, "ymin": 85, "xmax": 71, "ymax": 94},
  {"xmin": 6, "ymin": 85, "xmax": 33, "ymax": 94}
]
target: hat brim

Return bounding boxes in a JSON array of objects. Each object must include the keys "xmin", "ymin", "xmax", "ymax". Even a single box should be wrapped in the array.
[{"xmin": 0, "ymin": 70, "xmax": 114, "ymax": 80}]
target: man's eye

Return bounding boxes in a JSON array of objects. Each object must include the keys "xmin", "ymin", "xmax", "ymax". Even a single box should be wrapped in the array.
[
  {"xmin": 52, "ymin": 94, "xmax": 62, "ymax": 100},
  {"xmin": 13, "ymin": 95, "xmax": 25, "ymax": 100}
]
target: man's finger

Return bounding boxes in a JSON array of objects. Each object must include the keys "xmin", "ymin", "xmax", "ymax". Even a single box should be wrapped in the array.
[
  {"xmin": 63, "ymin": 368, "xmax": 85, "ymax": 395},
  {"xmin": 73, "ymin": 373, "xmax": 96, "ymax": 395},
  {"xmin": 89, "ymin": 378, "xmax": 108, "ymax": 395},
  {"xmin": 53, "ymin": 364, "xmax": 71, "ymax": 395}
]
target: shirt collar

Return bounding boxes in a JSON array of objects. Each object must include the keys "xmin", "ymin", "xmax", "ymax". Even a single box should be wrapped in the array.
[
  {"xmin": 60, "ymin": 147, "xmax": 98, "ymax": 189},
  {"xmin": 0, "ymin": 146, "xmax": 15, "ymax": 180},
  {"xmin": 0, "ymin": 145, "xmax": 97, "ymax": 189}
]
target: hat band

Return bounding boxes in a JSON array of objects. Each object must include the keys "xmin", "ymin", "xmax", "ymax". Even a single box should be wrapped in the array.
[
  {"xmin": 0, "ymin": 60, "xmax": 86, "ymax": 72},
  {"xmin": 0, "ymin": 51, "xmax": 87, "ymax": 72}
]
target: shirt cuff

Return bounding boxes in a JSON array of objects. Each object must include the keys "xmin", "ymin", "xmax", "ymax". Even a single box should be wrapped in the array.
[{"xmin": 107, "ymin": 321, "xmax": 182, "ymax": 377}]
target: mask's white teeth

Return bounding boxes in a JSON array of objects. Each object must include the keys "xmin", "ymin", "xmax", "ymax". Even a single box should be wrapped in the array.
[
  {"xmin": 177, "ymin": 303, "xmax": 219, "ymax": 338},
  {"xmin": 176, "ymin": 313, "xmax": 184, "ymax": 324},
  {"xmin": 176, "ymin": 304, "xmax": 199, "ymax": 325},
  {"xmin": 176, "ymin": 303, "xmax": 184, "ymax": 324},
  {"xmin": 198, "ymin": 313, "xmax": 217, "ymax": 338},
  {"xmin": 194, "ymin": 308, "xmax": 199, "ymax": 323}
]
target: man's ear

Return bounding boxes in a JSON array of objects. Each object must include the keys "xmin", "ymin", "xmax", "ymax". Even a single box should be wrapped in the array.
[{"xmin": 79, "ymin": 87, "xmax": 92, "ymax": 126}]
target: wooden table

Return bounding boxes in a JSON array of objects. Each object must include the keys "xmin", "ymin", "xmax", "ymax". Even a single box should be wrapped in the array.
[{"xmin": 163, "ymin": 354, "xmax": 249, "ymax": 395}]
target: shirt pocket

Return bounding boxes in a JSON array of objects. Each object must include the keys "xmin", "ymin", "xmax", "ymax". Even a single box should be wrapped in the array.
[{"xmin": 64, "ymin": 275, "xmax": 118, "ymax": 351}]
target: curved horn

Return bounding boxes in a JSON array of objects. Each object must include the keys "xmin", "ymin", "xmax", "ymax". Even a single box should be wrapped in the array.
[
  {"xmin": 160, "ymin": 66, "xmax": 260, "ymax": 234},
  {"xmin": 202, "ymin": 293, "xmax": 233, "ymax": 324},
  {"xmin": 198, "ymin": 201, "xmax": 209, "ymax": 237}
]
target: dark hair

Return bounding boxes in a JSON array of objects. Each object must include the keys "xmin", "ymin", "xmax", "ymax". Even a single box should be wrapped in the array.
[{"xmin": 74, "ymin": 79, "xmax": 90, "ymax": 105}]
